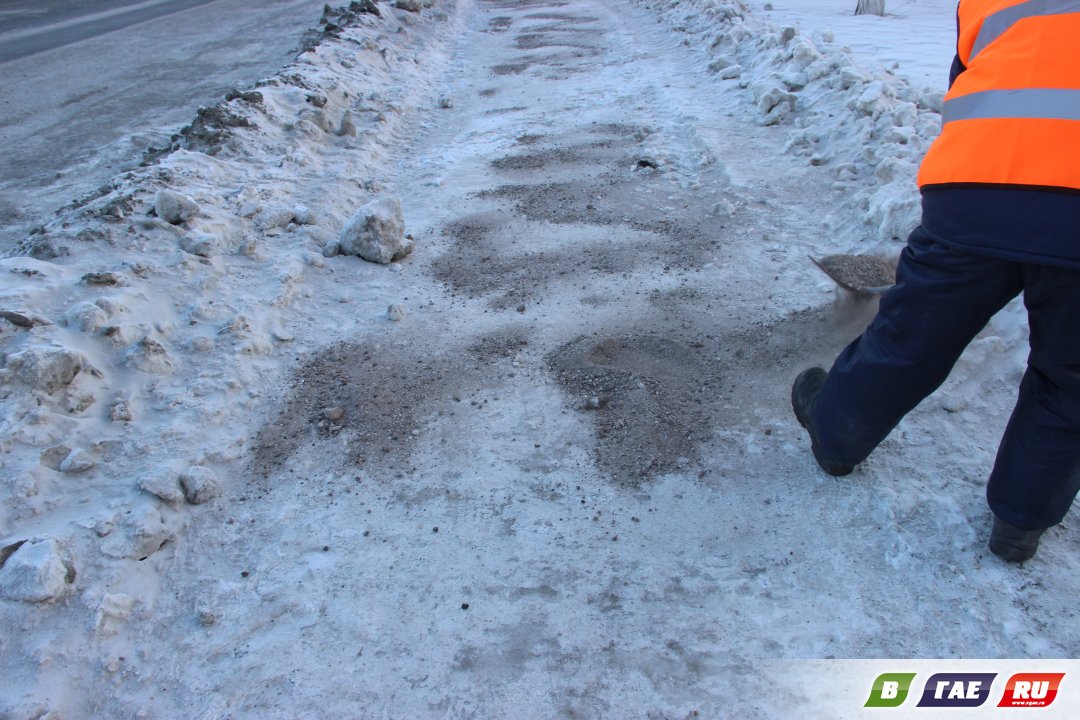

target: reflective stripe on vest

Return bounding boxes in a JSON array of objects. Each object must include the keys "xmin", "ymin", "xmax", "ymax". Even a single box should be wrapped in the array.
[
  {"xmin": 918, "ymin": 1, "xmax": 1080, "ymax": 190},
  {"xmin": 943, "ymin": 88, "xmax": 1080, "ymax": 124},
  {"xmin": 970, "ymin": 0, "xmax": 1080, "ymax": 61}
]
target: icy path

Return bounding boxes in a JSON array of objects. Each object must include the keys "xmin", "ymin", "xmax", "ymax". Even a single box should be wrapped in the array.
[{"xmin": 5, "ymin": 0, "xmax": 1079, "ymax": 717}]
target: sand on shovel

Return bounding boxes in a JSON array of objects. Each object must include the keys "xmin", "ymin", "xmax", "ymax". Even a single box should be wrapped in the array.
[{"xmin": 811, "ymin": 254, "xmax": 895, "ymax": 295}]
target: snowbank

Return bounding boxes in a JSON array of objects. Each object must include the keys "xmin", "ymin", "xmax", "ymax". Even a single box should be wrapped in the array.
[{"xmin": 1, "ymin": 1, "xmax": 465, "ymax": 712}]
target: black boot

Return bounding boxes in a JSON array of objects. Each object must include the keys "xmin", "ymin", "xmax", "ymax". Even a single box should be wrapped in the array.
[
  {"xmin": 989, "ymin": 516, "xmax": 1045, "ymax": 563},
  {"xmin": 791, "ymin": 367, "xmax": 855, "ymax": 477}
]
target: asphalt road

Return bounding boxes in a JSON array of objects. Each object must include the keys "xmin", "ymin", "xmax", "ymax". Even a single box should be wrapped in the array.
[
  {"xmin": 0, "ymin": 0, "xmax": 227, "ymax": 63},
  {"xmin": 0, "ymin": 0, "xmax": 145, "ymax": 36},
  {"xmin": 0, "ymin": 0, "xmax": 329, "ymax": 251}
]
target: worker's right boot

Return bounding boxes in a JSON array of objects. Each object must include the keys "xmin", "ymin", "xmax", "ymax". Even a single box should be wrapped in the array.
[{"xmin": 988, "ymin": 516, "xmax": 1045, "ymax": 563}]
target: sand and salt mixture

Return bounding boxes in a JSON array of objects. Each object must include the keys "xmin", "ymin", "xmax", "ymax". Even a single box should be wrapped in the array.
[{"xmin": 812, "ymin": 253, "xmax": 895, "ymax": 293}]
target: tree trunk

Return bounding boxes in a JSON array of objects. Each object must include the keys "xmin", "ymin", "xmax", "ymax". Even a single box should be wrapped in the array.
[{"xmin": 855, "ymin": 0, "xmax": 886, "ymax": 15}]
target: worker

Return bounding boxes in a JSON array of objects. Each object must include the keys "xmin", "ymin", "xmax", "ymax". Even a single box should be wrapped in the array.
[{"xmin": 792, "ymin": 0, "xmax": 1080, "ymax": 562}]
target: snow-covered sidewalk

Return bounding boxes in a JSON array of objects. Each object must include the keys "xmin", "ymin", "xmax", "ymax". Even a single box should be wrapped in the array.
[{"xmin": 1, "ymin": 0, "xmax": 1077, "ymax": 718}]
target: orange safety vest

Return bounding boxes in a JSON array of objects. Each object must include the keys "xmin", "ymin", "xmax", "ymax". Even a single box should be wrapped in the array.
[{"xmin": 917, "ymin": 0, "xmax": 1080, "ymax": 191}]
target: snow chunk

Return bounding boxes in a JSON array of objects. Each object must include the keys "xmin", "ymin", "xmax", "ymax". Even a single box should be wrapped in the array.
[
  {"xmin": 780, "ymin": 70, "xmax": 808, "ymax": 91},
  {"xmin": 890, "ymin": 101, "xmax": 918, "ymax": 128},
  {"xmin": 788, "ymin": 37, "xmax": 821, "ymax": 69},
  {"xmin": 127, "ymin": 337, "xmax": 175, "ymax": 375},
  {"xmin": 65, "ymin": 301, "xmax": 109, "ymax": 333},
  {"xmin": 394, "ymin": 0, "xmax": 432, "ymax": 11},
  {"xmin": 339, "ymin": 196, "xmax": 414, "ymax": 264},
  {"xmin": 874, "ymin": 157, "xmax": 918, "ymax": 184},
  {"xmin": 0, "ymin": 538, "xmax": 75, "ymax": 603},
  {"xmin": 6, "ymin": 345, "xmax": 84, "ymax": 394},
  {"xmin": 96, "ymin": 593, "xmax": 137, "ymax": 636},
  {"xmin": 751, "ymin": 81, "xmax": 797, "ymax": 125},
  {"xmin": 838, "ymin": 66, "xmax": 871, "ymax": 90},
  {"xmin": 155, "ymin": 190, "xmax": 200, "ymax": 225},
  {"xmin": 180, "ymin": 466, "xmax": 222, "ymax": 505},
  {"xmin": 708, "ymin": 55, "xmax": 736, "ymax": 73},
  {"xmin": 918, "ymin": 87, "xmax": 945, "ymax": 114},
  {"xmin": 300, "ymin": 107, "xmax": 333, "ymax": 133},
  {"xmin": 292, "ymin": 205, "xmax": 317, "ymax": 226},
  {"xmin": 869, "ymin": 184, "xmax": 921, "ymax": 241},
  {"xmin": 111, "ymin": 397, "xmax": 134, "ymax": 422},
  {"xmin": 718, "ymin": 64, "xmax": 742, "ymax": 79},
  {"xmin": 853, "ymin": 80, "xmax": 897, "ymax": 118},
  {"xmin": 709, "ymin": 55, "xmax": 742, "ymax": 79},
  {"xmin": 140, "ymin": 463, "xmax": 185, "ymax": 505},
  {"xmin": 257, "ymin": 204, "xmax": 318, "ymax": 231},
  {"xmin": 59, "ymin": 447, "xmax": 95, "ymax": 473},
  {"xmin": 179, "ymin": 230, "xmax": 219, "ymax": 257},
  {"xmin": 336, "ymin": 110, "xmax": 358, "ymax": 136},
  {"xmin": 100, "ymin": 507, "xmax": 175, "ymax": 559},
  {"xmin": 130, "ymin": 508, "xmax": 174, "ymax": 558}
]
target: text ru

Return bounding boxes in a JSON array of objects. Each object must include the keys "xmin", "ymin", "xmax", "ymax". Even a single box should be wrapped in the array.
[{"xmin": 1011, "ymin": 681, "xmax": 1050, "ymax": 700}]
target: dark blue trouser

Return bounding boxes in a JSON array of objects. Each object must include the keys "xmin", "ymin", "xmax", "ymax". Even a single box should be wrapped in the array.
[{"xmin": 813, "ymin": 226, "xmax": 1080, "ymax": 530}]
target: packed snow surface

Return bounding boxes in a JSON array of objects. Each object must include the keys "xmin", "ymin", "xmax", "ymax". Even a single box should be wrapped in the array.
[{"xmin": 1, "ymin": 0, "xmax": 1077, "ymax": 718}]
